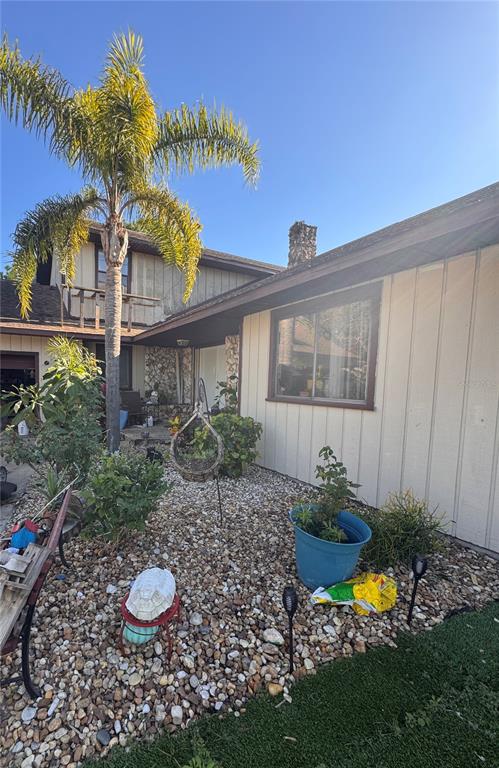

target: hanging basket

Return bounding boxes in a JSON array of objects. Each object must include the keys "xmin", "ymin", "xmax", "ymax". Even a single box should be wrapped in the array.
[{"xmin": 170, "ymin": 403, "xmax": 224, "ymax": 482}]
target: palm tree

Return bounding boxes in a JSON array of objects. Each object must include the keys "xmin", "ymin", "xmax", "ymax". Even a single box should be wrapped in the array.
[{"xmin": 0, "ymin": 31, "xmax": 259, "ymax": 451}]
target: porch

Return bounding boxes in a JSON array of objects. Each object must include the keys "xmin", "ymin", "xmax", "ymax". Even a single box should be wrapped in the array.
[{"xmin": 127, "ymin": 335, "xmax": 240, "ymax": 417}]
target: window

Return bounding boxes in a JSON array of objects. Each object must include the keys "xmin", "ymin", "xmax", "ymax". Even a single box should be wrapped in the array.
[
  {"xmin": 95, "ymin": 344, "xmax": 133, "ymax": 390},
  {"xmin": 269, "ymin": 283, "xmax": 381, "ymax": 409},
  {"xmin": 96, "ymin": 248, "xmax": 129, "ymax": 292}
]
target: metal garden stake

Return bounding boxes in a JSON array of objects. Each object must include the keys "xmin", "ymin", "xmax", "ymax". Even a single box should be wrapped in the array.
[
  {"xmin": 282, "ymin": 585, "xmax": 298, "ymax": 673},
  {"xmin": 407, "ymin": 554, "xmax": 428, "ymax": 625}
]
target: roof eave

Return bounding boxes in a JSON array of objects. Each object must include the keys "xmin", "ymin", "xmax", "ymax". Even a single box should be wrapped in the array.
[
  {"xmin": 133, "ymin": 182, "xmax": 499, "ymax": 347},
  {"xmin": 87, "ymin": 225, "xmax": 282, "ymax": 277}
]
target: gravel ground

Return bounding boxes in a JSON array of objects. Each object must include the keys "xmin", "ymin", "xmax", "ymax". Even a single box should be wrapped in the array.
[{"xmin": 1, "ymin": 464, "xmax": 498, "ymax": 768}]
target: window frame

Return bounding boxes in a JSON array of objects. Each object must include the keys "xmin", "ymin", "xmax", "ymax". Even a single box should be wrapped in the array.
[
  {"xmin": 94, "ymin": 243, "xmax": 132, "ymax": 293},
  {"xmin": 267, "ymin": 282, "xmax": 382, "ymax": 410},
  {"xmin": 95, "ymin": 343, "xmax": 133, "ymax": 391}
]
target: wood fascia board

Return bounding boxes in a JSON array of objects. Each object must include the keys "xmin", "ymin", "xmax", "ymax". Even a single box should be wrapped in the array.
[{"xmin": 0, "ymin": 322, "xmax": 142, "ymax": 340}]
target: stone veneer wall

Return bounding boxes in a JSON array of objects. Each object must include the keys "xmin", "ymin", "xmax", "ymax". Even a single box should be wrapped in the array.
[
  {"xmin": 225, "ymin": 335, "xmax": 239, "ymax": 382},
  {"xmin": 144, "ymin": 346, "xmax": 193, "ymax": 404},
  {"xmin": 145, "ymin": 340, "xmax": 237, "ymax": 408},
  {"xmin": 182, "ymin": 348, "xmax": 193, "ymax": 402}
]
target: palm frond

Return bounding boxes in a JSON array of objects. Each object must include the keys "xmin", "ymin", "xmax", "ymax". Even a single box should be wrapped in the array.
[
  {"xmin": 127, "ymin": 185, "xmax": 202, "ymax": 301},
  {"xmin": 11, "ymin": 188, "xmax": 101, "ymax": 317},
  {"xmin": 105, "ymin": 30, "xmax": 144, "ymax": 77},
  {"xmin": 155, "ymin": 104, "xmax": 260, "ymax": 186},
  {"xmin": 0, "ymin": 34, "xmax": 87, "ymax": 161},
  {"xmin": 92, "ymin": 31, "xmax": 157, "ymax": 188}
]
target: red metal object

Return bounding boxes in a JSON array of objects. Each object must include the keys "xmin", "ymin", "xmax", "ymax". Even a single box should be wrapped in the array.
[
  {"xmin": 118, "ymin": 592, "xmax": 181, "ymax": 660},
  {"xmin": 1, "ymin": 490, "xmax": 72, "ymax": 698}
]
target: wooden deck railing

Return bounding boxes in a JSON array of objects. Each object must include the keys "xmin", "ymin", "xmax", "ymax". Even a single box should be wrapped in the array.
[{"xmin": 62, "ymin": 284, "xmax": 160, "ymax": 330}]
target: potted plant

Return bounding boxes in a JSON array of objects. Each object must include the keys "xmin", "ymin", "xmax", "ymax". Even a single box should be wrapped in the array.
[{"xmin": 289, "ymin": 447, "xmax": 371, "ymax": 589}]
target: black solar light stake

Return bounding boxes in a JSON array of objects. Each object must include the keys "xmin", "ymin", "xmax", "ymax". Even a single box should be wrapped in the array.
[
  {"xmin": 407, "ymin": 554, "xmax": 428, "ymax": 625},
  {"xmin": 282, "ymin": 586, "xmax": 299, "ymax": 674}
]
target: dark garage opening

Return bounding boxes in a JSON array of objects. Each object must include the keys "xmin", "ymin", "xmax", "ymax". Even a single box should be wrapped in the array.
[{"xmin": 0, "ymin": 352, "xmax": 37, "ymax": 428}]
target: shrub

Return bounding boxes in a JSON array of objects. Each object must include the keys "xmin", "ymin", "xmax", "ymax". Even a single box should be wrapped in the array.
[
  {"xmin": 359, "ymin": 490, "xmax": 444, "ymax": 569},
  {"xmin": 294, "ymin": 446, "xmax": 359, "ymax": 542},
  {"xmin": 1, "ymin": 337, "xmax": 103, "ymax": 484},
  {"xmin": 213, "ymin": 374, "xmax": 238, "ymax": 414},
  {"xmin": 83, "ymin": 450, "xmax": 170, "ymax": 541},
  {"xmin": 192, "ymin": 413, "xmax": 262, "ymax": 478}
]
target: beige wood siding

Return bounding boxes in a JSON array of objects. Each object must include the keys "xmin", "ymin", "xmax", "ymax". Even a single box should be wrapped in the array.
[
  {"xmin": 131, "ymin": 251, "xmax": 254, "ymax": 326},
  {"xmin": 240, "ymin": 245, "xmax": 499, "ymax": 551},
  {"xmin": 0, "ymin": 334, "xmax": 54, "ymax": 380},
  {"xmin": 53, "ymin": 245, "xmax": 254, "ymax": 327},
  {"xmin": 1, "ymin": 335, "xmax": 147, "ymax": 402},
  {"xmin": 196, "ymin": 345, "xmax": 226, "ymax": 407}
]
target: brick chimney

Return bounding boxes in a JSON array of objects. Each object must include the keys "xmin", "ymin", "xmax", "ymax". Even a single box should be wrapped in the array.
[{"xmin": 288, "ymin": 221, "xmax": 317, "ymax": 267}]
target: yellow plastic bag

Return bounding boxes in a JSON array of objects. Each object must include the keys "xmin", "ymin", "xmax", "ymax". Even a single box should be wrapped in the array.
[{"xmin": 310, "ymin": 572, "xmax": 397, "ymax": 615}]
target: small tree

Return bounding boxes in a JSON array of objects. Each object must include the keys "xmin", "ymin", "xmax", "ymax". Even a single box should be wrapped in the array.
[{"xmin": 1, "ymin": 336, "xmax": 103, "ymax": 484}]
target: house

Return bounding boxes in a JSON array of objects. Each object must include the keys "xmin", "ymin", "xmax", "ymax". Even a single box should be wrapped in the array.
[
  {"xmin": 1, "ymin": 185, "xmax": 498, "ymax": 551},
  {"xmin": 135, "ymin": 183, "xmax": 499, "ymax": 552},
  {"xmin": 0, "ymin": 225, "xmax": 282, "ymax": 408}
]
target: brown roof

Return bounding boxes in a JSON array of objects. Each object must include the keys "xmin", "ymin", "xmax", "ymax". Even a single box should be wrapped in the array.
[
  {"xmin": 134, "ymin": 181, "xmax": 499, "ymax": 347},
  {"xmin": 0, "ymin": 280, "xmax": 67, "ymax": 325}
]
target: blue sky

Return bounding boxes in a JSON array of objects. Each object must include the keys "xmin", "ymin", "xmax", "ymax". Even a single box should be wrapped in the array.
[{"xmin": 1, "ymin": 1, "xmax": 498, "ymax": 269}]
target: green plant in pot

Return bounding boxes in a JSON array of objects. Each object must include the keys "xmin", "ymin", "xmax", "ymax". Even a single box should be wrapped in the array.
[
  {"xmin": 295, "ymin": 447, "xmax": 359, "ymax": 542},
  {"xmin": 191, "ymin": 413, "xmax": 261, "ymax": 478},
  {"xmin": 289, "ymin": 446, "xmax": 372, "ymax": 590}
]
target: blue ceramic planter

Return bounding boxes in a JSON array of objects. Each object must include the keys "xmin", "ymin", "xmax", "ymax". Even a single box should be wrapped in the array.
[
  {"xmin": 119, "ymin": 410, "xmax": 128, "ymax": 430},
  {"xmin": 289, "ymin": 505, "xmax": 372, "ymax": 590}
]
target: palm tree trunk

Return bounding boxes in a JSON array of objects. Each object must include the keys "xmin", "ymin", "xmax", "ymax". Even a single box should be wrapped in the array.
[
  {"xmin": 104, "ymin": 262, "xmax": 122, "ymax": 451},
  {"xmin": 101, "ymin": 221, "xmax": 128, "ymax": 452}
]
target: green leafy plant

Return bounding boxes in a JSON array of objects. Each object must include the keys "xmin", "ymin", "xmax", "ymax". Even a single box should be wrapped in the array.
[
  {"xmin": 359, "ymin": 490, "xmax": 444, "ymax": 569},
  {"xmin": 294, "ymin": 446, "xmax": 359, "ymax": 542},
  {"xmin": 182, "ymin": 736, "xmax": 222, "ymax": 768},
  {"xmin": 213, "ymin": 375, "xmax": 238, "ymax": 413},
  {"xmin": 1, "ymin": 337, "xmax": 103, "ymax": 485},
  {"xmin": 38, "ymin": 465, "xmax": 77, "ymax": 511},
  {"xmin": 83, "ymin": 450, "xmax": 170, "ymax": 541},
  {"xmin": 169, "ymin": 414, "xmax": 182, "ymax": 436},
  {"xmin": 35, "ymin": 465, "xmax": 86, "ymax": 526},
  {"xmin": 191, "ymin": 413, "xmax": 262, "ymax": 478}
]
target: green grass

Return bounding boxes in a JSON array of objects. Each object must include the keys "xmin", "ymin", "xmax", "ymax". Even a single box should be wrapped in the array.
[{"xmin": 86, "ymin": 603, "xmax": 499, "ymax": 768}]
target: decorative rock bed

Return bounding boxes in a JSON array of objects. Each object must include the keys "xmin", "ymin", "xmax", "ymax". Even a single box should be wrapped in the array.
[{"xmin": 1, "ymin": 465, "xmax": 498, "ymax": 767}]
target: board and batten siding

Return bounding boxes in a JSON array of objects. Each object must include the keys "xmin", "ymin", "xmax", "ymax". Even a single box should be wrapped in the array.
[
  {"xmin": 131, "ymin": 251, "xmax": 254, "ymax": 325},
  {"xmin": 195, "ymin": 345, "xmax": 226, "ymax": 408},
  {"xmin": 52, "ymin": 246, "xmax": 255, "ymax": 326},
  {"xmin": 240, "ymin": 245, "xmax": 499, "ymax": 552},
  {"xmin": 0, "ymin": 334, "xmax": 53, "ymax": 380}
]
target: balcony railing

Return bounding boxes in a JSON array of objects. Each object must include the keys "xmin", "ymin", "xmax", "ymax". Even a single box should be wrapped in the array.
[{"xmin": 63, "ymin": 284, "xmax": 161, "ymax": 330}]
